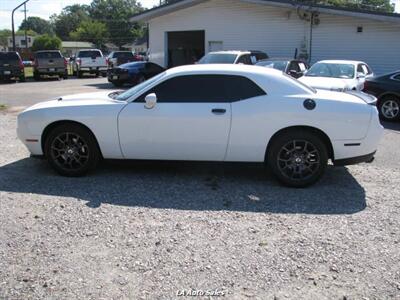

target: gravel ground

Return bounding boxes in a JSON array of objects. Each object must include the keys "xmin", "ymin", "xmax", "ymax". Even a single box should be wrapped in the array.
[{"xmin": 0, "ymin": 108, "xmax": 400, "ymax": 300}]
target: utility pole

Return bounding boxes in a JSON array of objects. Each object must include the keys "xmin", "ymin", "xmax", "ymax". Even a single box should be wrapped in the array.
[
  {"xmin": 23, "ymin": 3, "xmax": 28, "ymax": 51},
  {"xmin": 11, "ymin": 0, "xmax": 30, "ymax": 51}
]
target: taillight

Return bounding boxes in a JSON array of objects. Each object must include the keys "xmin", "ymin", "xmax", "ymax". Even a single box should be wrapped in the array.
[
  {"xmin": 76, "ymin": 58, "xmax": 81, "ymax": 65},
  {"xmin": 19, "ymin": 59, "xmax": 24, "ymax": 70},
  {"xmin": 64, "ymin": 58, "xmax": 68, "ymax": 67},
  {"xmin": 106, "ymin": 57, "xmax": 110, "ymax": 66},
  {"xmin": 33, "ymin": 59, "xmax": 38, "ymax": 68}
]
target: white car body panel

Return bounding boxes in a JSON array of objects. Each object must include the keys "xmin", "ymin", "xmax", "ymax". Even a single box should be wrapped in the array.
[
  {"xmin": 119, "ymin": 102, "xmax": 231, "ymax": 160},
  {"xmin": 17, "ymin": 64, "xmax": 383, "ymax": 165}
]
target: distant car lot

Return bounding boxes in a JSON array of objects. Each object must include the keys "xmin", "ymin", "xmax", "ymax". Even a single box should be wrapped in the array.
[{"xmin": 0, "ymin": 77, "xmax": 122, "ymax": 107}]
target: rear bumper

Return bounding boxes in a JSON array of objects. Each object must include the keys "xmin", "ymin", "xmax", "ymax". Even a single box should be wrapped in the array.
[
  {"xmin": 334, "ymin": 151, "xmax": 376, "ymax": 166},
  {"xmin": 0, "ymin": 70, "xmax": 23, "ymax": 79},
  {"xmin": 36, "ymin": 68, "xmax": 66, "ymax": 75},
  {"xmin": 80, "ymin": 67, "xmax": 107, "ymax": 72}
]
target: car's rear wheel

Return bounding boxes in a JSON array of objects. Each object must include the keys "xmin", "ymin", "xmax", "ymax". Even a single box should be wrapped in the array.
[
  {"xmin": 33, "ymin": 71, "xmax": 40, "ymax": 81},
  {"xmin": 267, "ymin": 130, "xmax": 328, "ymax": 187},
  {"xmin": 77, "ymin": 70, "xmax": 83, "ymax": 78},
  {"xmin": 44, "ymin": 124, "xmax": 100, "ymax": 177},
  {"xmin": 378, "ymin": 96, "xmax": 400, "ymax": 122}
]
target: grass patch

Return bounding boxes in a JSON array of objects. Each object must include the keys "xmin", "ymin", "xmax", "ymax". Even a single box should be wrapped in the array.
[{"xmin": 0, "ymin": 104, "xmax": 8, "ymax": 111}]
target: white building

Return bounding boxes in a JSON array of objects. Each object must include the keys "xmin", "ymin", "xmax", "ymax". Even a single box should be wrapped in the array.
[
  {"xmin": 131, "ymin": 0, "xmax": 400, "ymax": 74},
  {"xmin": 8, "ymin": 35, "xmax": 35, "ymax": 50}
]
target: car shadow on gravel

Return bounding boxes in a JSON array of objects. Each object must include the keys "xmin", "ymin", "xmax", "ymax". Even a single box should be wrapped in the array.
[
  {"xmin": 381, "ymin": 121, "xmax": 400, "ymax": 132},
  {"xmin": 0, "ymin": 158, "xmax": 366, "ymax": 215}
]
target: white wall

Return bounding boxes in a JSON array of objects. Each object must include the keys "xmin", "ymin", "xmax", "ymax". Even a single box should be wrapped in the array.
[{"xmin": 148, "ymin": 0, "xmax": 400, "ymax": 74}]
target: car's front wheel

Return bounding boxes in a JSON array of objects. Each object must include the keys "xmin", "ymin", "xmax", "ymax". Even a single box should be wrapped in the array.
[
  {"xmin": 378, "ymin": 96, "xmax": 400, "ymax": 122},
  {"xmin": 267, "ymin": 130, "xmax": 328, "ymax": 187},
  {"xmin": 44, "ymin": 124, "xmax": 100, "ymax": 176}
]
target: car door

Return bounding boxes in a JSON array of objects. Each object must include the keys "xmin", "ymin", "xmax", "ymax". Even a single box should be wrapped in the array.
[{"xmin": 118, "ymin": 74, "xmax": 232, "ymax": 161}]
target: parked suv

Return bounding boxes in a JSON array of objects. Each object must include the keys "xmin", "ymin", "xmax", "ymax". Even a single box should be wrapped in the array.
[
  {"xmin": 0, "ymin": 51, "xmax": 25, "ymax": 82},
  {"xmin": 72, "ymin": 49, "xmax": 107, "ymax": 78},
  {"xmin": 107, "ymin": 51, "xmax": 137, "ymax": 68},
  {"xmin": 198, "ymin": 50, "xmax": 268, "ymax": 65},
  {"xmin": 33, "ymin": 50, "xmax": 68, "ymax": 80}
]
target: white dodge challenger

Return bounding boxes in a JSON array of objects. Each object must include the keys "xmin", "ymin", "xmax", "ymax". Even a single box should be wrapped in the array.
[{"xmin": 17, "ymin": 64, "xmax": 383, "ymax": 187}]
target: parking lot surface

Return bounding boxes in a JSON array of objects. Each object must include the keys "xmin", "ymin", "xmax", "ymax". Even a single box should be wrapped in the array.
[
  {"xmin": 0, "ymin": 77, "xmax": 122, "ymax": 107},
  {"xmin": 0, "ymin": 79, "xmax": 400, "ymax": 299}
]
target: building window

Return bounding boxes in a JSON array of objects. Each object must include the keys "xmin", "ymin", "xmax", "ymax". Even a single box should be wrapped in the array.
[
  {"xmin": 21, "ymin": 39, "xmax": 26, "ymax": 45},
  {"xmin": 357, "ymin": 26, "xmax": 363, "ymax": 33}
]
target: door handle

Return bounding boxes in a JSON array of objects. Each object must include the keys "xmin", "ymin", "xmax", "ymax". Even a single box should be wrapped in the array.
[{"xmin": 211, "ymin": 108, "xmax": 226, "ymax": 114}]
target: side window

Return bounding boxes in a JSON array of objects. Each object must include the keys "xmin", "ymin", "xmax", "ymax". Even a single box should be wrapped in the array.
[
  {"xmin": 363, "ymin": 64, "xmax": 372, "ymax": 75},
  {"xmin": 357, "ymin": 64, "xmax": 366, "ymax": 74},
  {"xmin": 237, "ymin": 55, "xmax": 252, "ymax": 65},
  {"xmin": 136, "ymin": 75, "xmax": 266, "ymax": 103},
  {"xmin": 288, "ymin": 62, "xmax": 301, "ymax": 72},
  {"xmin": 147, "ymin": 63, "xmax": 163, "ymax": 73},
  {"xmin": 298, "ymin": 62, "xmax": 307, "ymax": 72}
]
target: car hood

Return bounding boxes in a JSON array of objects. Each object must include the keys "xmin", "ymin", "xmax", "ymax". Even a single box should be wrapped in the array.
[
  {"xmin": 299, "ymin": 76, "xmax": 351, "ymax": 91},
  {"xmin": 23, "ymin": 91, "xmax": 125, "ymax": 112}
]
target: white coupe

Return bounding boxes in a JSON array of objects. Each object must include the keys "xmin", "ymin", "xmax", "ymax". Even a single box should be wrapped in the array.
[
  {"xmin": 299, "ymin": 60, "xmax": 374, "ymax": 92},
  {"xmin": 17, "ymin": 64, "xmax": 383, "ymax": 187}
]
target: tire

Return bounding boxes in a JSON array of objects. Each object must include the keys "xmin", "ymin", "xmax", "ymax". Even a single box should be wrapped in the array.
[
  {"xmin": 19, "ymin": 75, "xmax": 26, "ymax": 82},
  {"xmin": 72, "ymin": 69, "xmax": 77, "ymax": 76},
  {"xmin": 44, "ymin": 124, "xmax": 100, "ymax": 177},
  {"xmin": 33, "ymin": 71, "xmax": 40, "ymax": 81},
  {"xmin": 267, "ymin": 130, "xmax": 328, "ymax": 188},
  {"xmin": 101, "ymin": 72, "xmax": 107, "ymax": 77},
  {"xmin": 77, "ymin": 70, "xmax": 83, "ymax": 78},
  {"xmin": 63, "ymin": 71, "xmax": 68, "ymax": 80},
  {"xmin": 112, "ymin": 81, "xmax": 124, "ymax": 87},
  {"xmin": 378, "ymin": 95, "xmax": 400, "ymax": 122}
]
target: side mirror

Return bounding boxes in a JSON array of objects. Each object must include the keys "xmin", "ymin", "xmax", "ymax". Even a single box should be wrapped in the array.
[
  {"xmin": 357, "ymin": 72, "xmax": 366, "ymax": 79},
  {"xmin": 144, "ymin": 93, "xmax": 157, "ymax": 109}
]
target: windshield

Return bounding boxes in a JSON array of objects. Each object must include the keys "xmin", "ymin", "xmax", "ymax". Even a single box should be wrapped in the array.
[
  {"xmin": 256, "ymin": 60, "xmax": 288, "ymax": 71},
  {"xmin": 198, "ymin": 53, "xmax": 237, "ymax": 64},
  {"xmin": 306, "ymin": 63, "xmax": 355, "ymax": 79},
  {"xmin": 116, "ymin": 72, "xmax": 166, "ymax": 101},
  {"xmin": 0, "ymin": 52, "xmax": 19, "ymax": 61}
]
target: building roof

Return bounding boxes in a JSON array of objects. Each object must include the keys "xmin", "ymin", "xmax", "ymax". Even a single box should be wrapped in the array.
[
  {"xmin": 130, "ymin": 0, "xmax": 400, "ymax": 23},
  {"xmin": 62, "ymin": 41, "xmax": 94, "ymax": 48}
]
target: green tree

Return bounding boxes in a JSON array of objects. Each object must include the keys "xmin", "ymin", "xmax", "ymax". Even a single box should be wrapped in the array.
[
  {"xmin": 31, "ymin": 34, "xmax": 62, "ymax": 51},
  {"xmin": 19, "ymin": 16, "xmax": 53, "ymax": 35},
  {"xmin": 300, "ymin": 0, "xmax": 394, "ymax": 12},
  {"xmin": 0, "ymin": 29, "xmax": 12, "ymax": 50},
  {"xmin": 70, "ymin": 20, "xmax": 108, "ymax": 48},
  {"xmin": 51, "ymin": 4, "xmax": 90, "ymax": 41},
  {"xmin": 89, "ymin": 0, "xmax": 144, "ymax": 48}
]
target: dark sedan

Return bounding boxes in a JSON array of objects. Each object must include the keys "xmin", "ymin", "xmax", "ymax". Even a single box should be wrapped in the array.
[
  {"xmin": 256, "ymin": 58, "xmax": 309, "ymax": 78},
  {"xmin": 107, "ymin": 62, "xmax": 165, "ymax": 87},
  {"xmin": 363, "ymin": 71, "xmax": 400, "ymax": 121}
]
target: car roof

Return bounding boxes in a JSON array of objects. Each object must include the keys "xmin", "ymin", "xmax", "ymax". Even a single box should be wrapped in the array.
[
  {"xmin": 317, "ymin": 60, "xmax": 366, "ymax": 65},
  {"xmin": 78, "ymin": 49, "xmax": 101, "ymax": 51},
  {"xmin": 35, "ymin": 50, "xmax": 60, "ymax": 52},
  {"xmin": 207, "ymin": 51, "xmax": 251, "ymax": 55},
  {"xmin": 165, "ymin": 64, "xmax": 282, "ymax": 77}
]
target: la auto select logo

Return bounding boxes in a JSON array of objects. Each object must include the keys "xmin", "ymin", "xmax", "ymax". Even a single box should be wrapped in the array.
[{"xmin": 176, "ymin": 288, "xmax": 225, "ymax": 297}]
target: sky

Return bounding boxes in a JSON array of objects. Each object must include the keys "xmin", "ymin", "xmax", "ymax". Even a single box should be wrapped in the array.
[{"xmin": 0, "ymin": 0, "xmax": 399, "ymax": 30}]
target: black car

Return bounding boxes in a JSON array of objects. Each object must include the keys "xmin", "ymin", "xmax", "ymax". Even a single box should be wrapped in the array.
[
  {"xmin": 256, "ymin": 58, "xmax": 309, "ymax": 78},
  {"xmin": 108, "ymin": 61, "xmax": 165, "ymax": 87},
  {"xmin": 0, "ymin": 51, "xmax": 25, "ymax": 82},
  {"xmin": 363, "ymin": 71, "xmax": 400, "ymax": 121}
]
